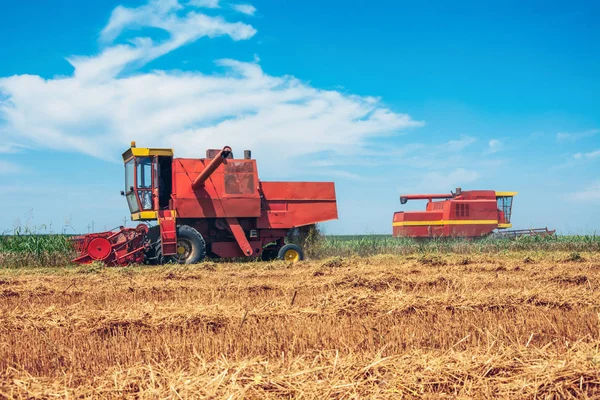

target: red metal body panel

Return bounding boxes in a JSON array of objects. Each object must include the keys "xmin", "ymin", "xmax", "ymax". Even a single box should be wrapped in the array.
[
  {"xmin": 173, "ymin": 158, "xmax": 261, "ymax": 218},
  {"xmin": 257, "ymin": 182, "xmax": 338, "ymax": 229},
  {"xmin": 393, "ymin": 190, "xmax": 510, "ymax": 238},
  {"xmin": 225, "ymin": 217, "xmax": 254, "ymax": 256},
  {"xmin": 211, "ymin": 240, "xmax": 264, "ymax": 258},
  {"xmin": 158, "ymin": 210, "xmax": 177, "ymax": 255}
]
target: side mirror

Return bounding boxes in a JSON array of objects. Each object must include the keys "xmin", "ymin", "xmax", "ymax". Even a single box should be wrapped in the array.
[{"xmin": 120, "ymin": 191, "xmax": 125, "ymax": 196}]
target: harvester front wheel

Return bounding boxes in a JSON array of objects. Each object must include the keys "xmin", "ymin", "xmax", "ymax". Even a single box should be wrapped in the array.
[
  {"xmin": 160, "ymin": 225, "xmax": 206, "ymax": 264},
  {"xmin": 278, "ymin": 244, "xmax": 304, "ymax": 263}
]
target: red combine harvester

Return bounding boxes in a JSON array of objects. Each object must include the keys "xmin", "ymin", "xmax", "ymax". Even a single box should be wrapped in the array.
[
  {"xmin": 71, "ymin": 143, "xmax": 337, "ymax": 265},
  {"xmin": 393, "ymin": 188, "xmax": 517, "ymax": 238}
]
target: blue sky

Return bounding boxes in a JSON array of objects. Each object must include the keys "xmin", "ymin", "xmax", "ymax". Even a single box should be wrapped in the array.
[{"xmin": 0, "ymin": 0, "xmax": 599, "ymax": 235}]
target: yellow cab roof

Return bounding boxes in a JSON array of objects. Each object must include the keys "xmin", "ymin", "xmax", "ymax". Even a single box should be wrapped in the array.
[
  {"xmin": 495, "ymin": 191, "xmax": 518, "ymax": 197},
  {"xmin": 122, "ymin": 142, "xmax": 174, "ymax": 162}
]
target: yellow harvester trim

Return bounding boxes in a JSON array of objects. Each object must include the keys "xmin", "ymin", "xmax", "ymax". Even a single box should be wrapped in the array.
[
  {"xmin": 131, "ymin": 211, "xmax": 158, "ymax": 221},
  {"xmin": 497, "ymin": 223, "xmax": 512, "ymax": 229},
  {"xmin": 495, "ymin": 191, "xmax": 518, "ymax": 197},
  {"xmin": 131, "ymin": 210, "xmax": 176, "ymax": 221},
  {"xmin": 393, "ymin": 220, "xmax": 499, "ymax": 227},
  {"xmin": 122, "ymin": 147, "xmax": 174, "ymax": 161}
]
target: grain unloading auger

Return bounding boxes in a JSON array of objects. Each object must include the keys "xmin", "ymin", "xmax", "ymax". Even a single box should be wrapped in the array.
[{"xmin": 70, "ymin": 143, "xmax": 338, "ymax": 265}]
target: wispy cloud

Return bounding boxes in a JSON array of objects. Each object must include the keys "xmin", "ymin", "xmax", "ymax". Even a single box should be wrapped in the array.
[
  {"xmin": 569, "ymin": 181, "xmax": 600, "ymax": 202},
  {"xmin": 427, "ymin": 168, "xmax": 480, "ymax": 189},
  {"xmin": 573, "ymin": 149, "xmax": 600, "ymax": 160},
  {"xmin": 94, "ymin": 0, "xmax": 256, "ymax": 81},
  {"xmin": 189, "ymin": 0, "xmax": 220, "ymax": 8},
  {"xmin": 556, "ymin": 129, "xmax": 599, "ymax": 142},
  {"xmin": 0, "ymin": 160, "xmax": 25, "ymax": 175},
  {"xmin": 399, "ymin": 167, "xmax": 481, "ymax": 194},
  {"xmin": 316, "ymin": 169, "xmax": 367, "ymax": 181},
  {"xmin": 0, "ymin": 143, "xmax": 29, "ymax": 154},
  {"xmin": 233, "ymin": 3, "xmax": 256, "ymax": 15},
  {"xmin": 444, "ymin": 135, "xmax": 476, "ymax": 152},
  {"xmin": 487, "ymin": 139, "xmax": 502, "ymax": 154},
  {"xmin": 0, "ymin": 0, "xmax": 422, "ymax": 175}
]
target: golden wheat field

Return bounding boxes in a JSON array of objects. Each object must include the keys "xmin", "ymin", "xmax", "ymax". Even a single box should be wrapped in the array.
[{"xmin": 1, "ymin": 252, "xmax": 599, "ymax": 399}]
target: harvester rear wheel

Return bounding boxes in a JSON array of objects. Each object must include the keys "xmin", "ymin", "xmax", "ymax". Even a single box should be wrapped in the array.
[
  {"xmin": 278, "ymin": 244, "xmax": 304, "ymax": 263},
  {"xmin": 159, "ymin": 225, "xmax": 206, "ymax": 264}
]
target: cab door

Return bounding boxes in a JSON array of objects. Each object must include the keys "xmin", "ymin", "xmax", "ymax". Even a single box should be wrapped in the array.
[{"xmin": 136, "ymin": 157, "xmax": 155, "ymax": 211}]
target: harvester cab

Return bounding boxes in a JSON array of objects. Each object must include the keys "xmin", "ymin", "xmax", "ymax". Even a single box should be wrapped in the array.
[
  {"xmin": 495, "ymin": 192, "xmax": 516, "ymax": 229},
  {"xmin": 121, "ymin": 141, "xmax": 174, "ymax": 219}
]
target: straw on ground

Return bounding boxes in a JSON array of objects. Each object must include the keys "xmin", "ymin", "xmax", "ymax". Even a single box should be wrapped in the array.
[{"xmin": 1, "ymin": 251, "xmax": 599, "ymax": 398}]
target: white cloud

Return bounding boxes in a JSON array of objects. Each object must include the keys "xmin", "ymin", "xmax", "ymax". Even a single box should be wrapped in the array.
[
  {"xmin": 0, "ymin": 160, "xmax": 25, "ymax": 175},
  {"xmin": 189, "ymin": 0, "xmax": 220, "ymax": 8},
  {"xmin": 573, "ymin": 149, "xmax": 600, "ymax": 160},
  {"xmin": 317, "ymin": 170, "xmax": 366, "ymax": 181},
  {"xmin": 0, "ymin": 143, "xmax": 29, "ymax": 154},
  {"xmin": 487, "ymin": 139, "xmax": 502, "ymax": 153},
  {"xmin": 556, "ymin": 132, "xmax": 572, "ymax": 141},
  {"xmin": 90, "ymin": 0, "xmax": 256, "ymax": 81},
  {"xmin": 444, "ymin": 135, "xmax": 476, "ymax": 152},
  {"xmin": 569, "ymin": 182, "xmax": 600, "ymax": 202},
  {"xmin": 100, "ymin": 0, "xmax": 183, "ymax": 43},
  {"xmin": 0, "ymin": 0, "xmax": 422, "ymax": 175},
  {"xmin": 584, "ymin": 149, "xmax": 600, "ymax": 159},
  {"xmin": 308, "ymin": 160, "xmax": 337, "ymax": 168},
  {"xmin": 233, "ymin": 4, "xmax": 256, "ymax": 15},
  {"xmin": 556, "ymin": 129, "xmax": 599, "ymax": 142},
  {"xmin": 436, "ymin": 167, "xmax": 480, "ymax": 186},
  {"xmin": 402, "ymin": 168, "xmax": 481, "ymax": 194}
]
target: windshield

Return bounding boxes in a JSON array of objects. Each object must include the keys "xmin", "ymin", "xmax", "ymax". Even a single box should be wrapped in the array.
[
  {"xmin": 497, "ymin": 196, "xmax": 513, "ymax": 223},
  {"xmin": 124, "ymin": 159, "xmax": 139, "ymax": 213}
]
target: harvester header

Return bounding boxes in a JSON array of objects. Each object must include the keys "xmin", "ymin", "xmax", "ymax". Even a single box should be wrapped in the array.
[{"xmin": 72, "ymin": 142, "xmax": 338, "ymax": 265}]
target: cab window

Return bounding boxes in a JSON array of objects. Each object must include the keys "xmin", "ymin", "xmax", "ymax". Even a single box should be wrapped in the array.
[
  {"xmin": 497, "ymin": 196, "xmax": 513, "ymax": 223},
  {"xmin": 136, "ymin": 157, "xmax": 153, "ymax": 189},
  {"xmin": 124, "ymin": 159, "xmax": 139, "ymax": 213}
]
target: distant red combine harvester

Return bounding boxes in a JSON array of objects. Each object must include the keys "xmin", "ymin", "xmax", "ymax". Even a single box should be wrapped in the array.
[
  {"xmin": 71, "ymin": 142, "xmax": 338, "ymax": 266},
  {"xmin": 393, "ymin": 188, "xmax": 519, "ymax": 238}
]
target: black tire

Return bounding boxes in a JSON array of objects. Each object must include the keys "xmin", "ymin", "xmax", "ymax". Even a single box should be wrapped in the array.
[
  {"xmin": 277, "ymin": 243, "xmax": 305, "ymax": 262},
  {"xmin": 160, "ymin": 225, "xmax": 206, "ymax": 264},
  {"xmin": 142, "ymin": 225, "xmax": 162, "ymax": 265}
]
